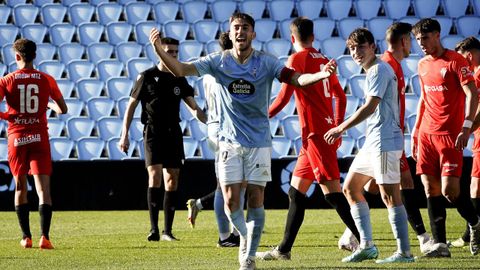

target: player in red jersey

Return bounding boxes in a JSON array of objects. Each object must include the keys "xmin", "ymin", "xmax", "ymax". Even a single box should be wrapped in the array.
[
  {"xmin": 449, "ymin": 36, "xmax": 480, "ymax": 249},
  {"xmin": 411, "ymin": 18, "xmax": 480, "ymax": 257},
  {"xmin": 0, "ymin": 39, "xmax": 67, "ymax": 249},
  {"xmin": 256, "ymin": 17, "xmax": 360, "ymax": 261}
]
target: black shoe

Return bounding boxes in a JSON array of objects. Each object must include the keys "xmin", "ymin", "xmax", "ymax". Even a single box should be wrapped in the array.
[
  {"xmin": 161, "ymin": 231, "xmax": 179, "ymax": 241},
  {"xmin": 147, "ymin": 231, "xmax": 160, "ymax": 241},
  {"xmin": 217, "ymin": 233, "xmax": 240, "ymax": 247}
]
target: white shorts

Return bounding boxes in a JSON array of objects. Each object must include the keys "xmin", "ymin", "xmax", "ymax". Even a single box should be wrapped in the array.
[
  {"xmin": 217, "ymin": 140, "xmax": 271, "ymax": 186},
  {"xmin": 349, "ymin": 149, "xmax": 402, "ymax": 184}
]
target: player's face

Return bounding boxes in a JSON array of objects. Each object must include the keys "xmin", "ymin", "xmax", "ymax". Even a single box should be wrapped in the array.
[
  {"xmin": 348, "ymin": 42, "xmax": 375, "ymax": 67},
  {"xmin": 229, "ymin": 18, "xmax": 255, "ymax": 52},
  {"xmin": 415, "ymin": 31, "xmax": 440, "ymax": 56},
  {"xmin": 162, "ymin": 44, "xmax": 179, "ymax": 59},
  {"xmin": 458, "ymin": 49, "xmax": 480, "ymax": 67}
]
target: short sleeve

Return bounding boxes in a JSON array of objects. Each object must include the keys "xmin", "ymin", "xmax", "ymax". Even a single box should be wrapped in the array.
[
  {"xmin": 452, "ymin": 54, "xmax": 474, "ymax": 86},
  {"xmin": 179, "ymin": 77, "xmax": 194, "ymax": 98},
  {"xmin": 366, "ymin": 64, "xmax": 388, "ymax": 99},
  {"xmin": 192, "ymin": 54, "xmax": 215, "ymax": 77},
  {"xmin": 130, "ymin": 72, "xmax": 145, "ymax": 100},
  {"xmin": 47, "ymin": 75, "xmax": 63, "ymax": 100}
]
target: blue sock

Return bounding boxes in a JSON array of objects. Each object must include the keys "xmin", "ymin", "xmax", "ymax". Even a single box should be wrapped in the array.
[
  {"xmin": 227, "ymin": 207, "xmax": 247, "ymax": 237},
  {"xmin": 388, "ymin": 205, "xmax": 411, "ymax": 256},
  {"xmin": 350, "ymin": 201, "xmax": 373, "ymax": 248},
  {"xmin": 246, "ymin": 206, "xmax": 265, "ymax": 259},
  {"xmin": 214, "ymin": 189, "xmax": 231, "ymax": 239}
]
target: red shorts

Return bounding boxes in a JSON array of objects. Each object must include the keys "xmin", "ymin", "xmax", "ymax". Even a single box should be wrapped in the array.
[
  {"xmin": 400, "ymin": 151, "xmax": 410, "ymax": 173},
  {"xmin": 416, "ymin": 132, "xmax": 462, "ymax": 177},
  {"xmin": 472, "ymin": 133, "xmax": 480, "ymax": 178},
  {"xmin": 8, "ymin": 131, "xmax": 52, "ymax": 176},
  {"xmin": 293, "ymin": 135, "xmax": 340, "ymax": 182}
]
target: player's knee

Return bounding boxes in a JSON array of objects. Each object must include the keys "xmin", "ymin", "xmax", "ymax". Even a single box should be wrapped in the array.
[{"xmin": 442, "ymin": 189, "xmax": 459, "ymax": 203}]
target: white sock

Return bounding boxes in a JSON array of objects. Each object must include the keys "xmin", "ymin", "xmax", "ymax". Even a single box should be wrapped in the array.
[
  {"xmin": 219, "ymin": 232, "xmax": 230, "ymax": 241},
  {"xmin": 195, "ymin": 199, "xmax": 203, "ymax": 210}
]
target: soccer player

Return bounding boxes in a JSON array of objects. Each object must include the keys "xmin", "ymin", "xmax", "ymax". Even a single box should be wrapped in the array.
[
  {"xmin": 255, "ymin": 17, "xmax": 361, "ymax": 261},
  {"xmin": 0, "ymin": 38, "xmax": 68, "ymax": 249},
  {"xmin": 447, "ymin": 36, "xmax": 480, "ymax": 249},
  {"xmin": 186, "ymin": 31, "xmax": 245, "ymax": 248},
  {"xmin": 119, "ymin": 37, "xmax": 206, "ymax": 242},
  {"xmin": 149, "ymin": 12, "xmax": 336, "ymax": 270},
  {"xmin": 411, "ymin": 18, "xmax": 480, "ymax": 257},
  {"xmin": 324, "ymin": 28, "xmax": 414, "ymax": 263}
]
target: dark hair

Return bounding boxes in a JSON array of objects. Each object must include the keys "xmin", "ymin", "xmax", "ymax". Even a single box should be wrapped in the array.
[
  {"xmin": 412, "ymin": 18, "xmax": 441, "ymax": 35},
  {"xmin": 13, "ymin": 38, "xmax": 36, "ymax": 63},
  {"xmin": 386, "ymin": 22, "xmax": 412, "ymax": 44},
  {"xmin": 346, "ymin": 28, "xmax": 375, "ymax": 47},
  {"xmin": 290, "ymin": 17, "xmax": 314, "ymax": 43},
  {"xmin": 161, "ymin": 37, "xmax": 179, "ymax": 46},
  {"xmin": 455, "ymin": 36, "xmax": 480, "ymax": 53},
  {"xmin": 229, "ymin": 12, "xmax": 255, "ymax": 30},
  {"xmin": 219, "ymin": 31, "xmax": 233, "ymax": 50}
]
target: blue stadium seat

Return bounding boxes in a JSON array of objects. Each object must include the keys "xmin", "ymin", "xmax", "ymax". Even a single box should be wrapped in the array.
[
  {"xmin": 398, "ymin": 16, "xmax": 420, "ymax": 26},
  {"xmin": 118, "ymin": 0, "xmax": 136, "ymax": 5},
  {"xmin": 296, "ymin": 0, "xmax": 324, "ymax": 19},
  {"xmin": 413, "ymin": 0, "xmax": 440, "ymax": 18},
  {"xmin": 49, "ymin": 137, "xmax": 74, "ymax": 160},
  {"xmin": 338, "ymin": 18, "xmax": 364, "ymax": 40},
  {"xmin": 271, "ymin": 78, "xmax": 282, "ymax": 98},
  {"xmin": 270, "ymin": 117, "xmax": 280, "ymax": 136},
  {"xmin": 347, "ymin": 119, "xmax": 366, "ymax": 139},
  {"xmin": 38, "ymin": 60, "xmax": 65, "ymax": 80},
  {"xmin": 21, "ymin": 23, "xmax": 47, "ymax": 44},
  {"xmin": 107, "ymin": 137, "xmax": 136, "ymax": 160},
  {"xmin": 282, "ymin": 115, "xmax": 300, "ymax": 140},
  {"xmin": 384, "ymin": 0, "xmax": 411, "ymax": 20},
  {"xmin": 401, "ymin": 54, "xmax": 421, "ymax": 79},
  {"xmin": 272, "ymin": 96, "xmax": 296, "ymax": 121},
  {"xmin": 293, "ymin": 137, "xmax": 303, "ymax": 155},
  {"xmin": 67, "ymin": 60, "xmax": 94, "ymax": 82},
  {"xmin": 474, "ymin": 0, "xmax": 480, "ymax": 16},
  {"xmin": 464, "ymin": 136, "xmax": 475, "ymax": 157},
  {"xmin": 254, "ymin": 19, "xmax": 277, "ymax": 43},
  {"xmin": 87, "ymin": 42, "xmax": 114, "ymax": 64},
  {"xmin": 76, "ymin": 137, "xmax": 105, "ymax": 160},
  {"xmin": 41, "ymin": 3, "xmax": 66, "ymax": 26},
  {"xmin": 193, "ymin": 20, "xmax": 219, "ymax": 44},
  {"xmin": 189, "ymin": 119, "xmax": 207, "ymax": 141},
  {"xmin": 56, "ymin": 79, "xmax": 75, "ymax": 98},
  {"xmin": 456, "ymin": 16, "xmax": 480, "ymax": 37},
  {"xmin": 0, "ymin": 25, "xmax": 18, "ymax": 46},
  {"xmin": 278, "ymin": 19, "xmax": 293, "ymax": 40},
  {"xmin": 35, "ymin": 0, "xmax": 53, "ymax": 6},
  {"xmin": 96, "ymin": 2, "xmax": 123, "ymax": 26},
  {"xmin": 210, "ymin": 0, "xmax": 238, "ymax": 23},
  {"xmin": 410, "ymin": 73, "xmax": 421, "ymax": 96},
  {"xmin": 336, "ymin": 55, "xmax": 361, "ymax": 79},
  {"xmin": 182, "ymin": 1, "xmax": 208, "ymax": 24},
  {"xmin": 443, "ymin": 0, "xmax": 469, "ymax": 18},
  {"xmin": 0, "ymin": 5, "xmax": 11, "ymax": 24},
  {"xmin": 87, "ymin": 97, "xmax": 115, "ymax": 121},
  {"xmin": 183, "ymin": 137, "xmax": 200, "ymax": 159},
  {"xmin": 58, "ymin": 43, "xmax": 85, "ymax": 65},
  {"xmin": 77, "ymin": 78, "xmax": 104, "ymax": 102},
  {"xmin": 326, "ymin": 0, "xmax": 352, "ymax": 21},
  {"xmin": 97, "ymin": 59, "xmax": 124, "ymax": 82},
  {"xmin": 406, "ymin": 114, "xmax": 417, "ymax": 134},
  {"xmin": 47, "ymin": 118, "xmax": 65, "ymax": 137},
  {"xmin": 137, "ymin": 137, "xmax": 145, "ymax": 158},
  {"xmin": 264, "ymin": 39, "xmax": 291, "ymax": 58},
  {"xmin": 117, "ymin": 96, "xmax": 141, "ymax": 119},
  {"xmin": 179, "ymin": 40, "xmax": 204, "ymax": 62},
  {"xmin": 345, "ymin": 95, "xmax": 359, "ymax": 117},
  {"xmin": 106, "ymin": 22, "xmax": 132, "ymax": 45},
  {"xmin": 313, "ymin": 18, "xmax": 336, "ymax": 41},
  {"xmin": 205, "ymin": 40, "xmax": 221, "ymax": 54},
  {"xmin": 67, "ymin": 117, "xmax": 95, "ymax": 141},
  {"xmin": 126, "ymin": 58, "xmax": 153, "ymax": 80},
  {"xmin": 78, "ymin": 22, "xmax": 105, "ymax": 46},
  {"xmin": 134, "ymin": 21, "xmax": 160, "ymax": 45},
  {"xmin": 271, "ymin": 136, "xmax": 293, "ymax": 159},
  {"xmin": 125, "ymin": 2, "xmax": 151, "ymax": 25},
  {"xmin": 68, "ymin": 3, "xmax": 94, "ymax": 26},
  {"xmin": 348, "ymin": 74, "xmax": 366, "ymax": 99},
  {"xmin": 153, "ymin": 2, "xmax": 179, "ymax": 24},
  {"xmin": 337, "ymin": 136, "xmax": 355, "ymax": 158},
  {"xmin": 238, "ymin": 0, "xmax": 265, "ymax": 20},
  {"xmin": 268, "ymin": 0, "xmax": 295, "ymax": 22},
  {"xmin": 354, "ymin": 0, "xmax": 381, "ymax": 20},
  {"xmin": 441, "ymin": 35, "xmax": 464, "ymax": 50},
  {"xmin": 8, "ymin": 62, "xmax": 17, "ymax": 73},
  {"xmin": 13, "ymin": 4, "xmax": 38, "ymax": 26},
  {"xmin": 322, "ymin": 37, "xmax": 347, "ymax": 59},
  {"xmin": 106, "ymin": 77, "xmax": 133, "ymax": 101},
  {"xmin": 252, "ymin": 39, "xmax": 263, "ymax": 51},
  {"xmin": 49, "ymin": 23, "xmax": 76, "ymax": 46},
  {"xmin": 62, "ymin": 0, "xmax": 80, "ymax": 6},
  {"xmin": 367, "ymin": 18, "xmax": 394, "ymax": 41},
  {"xmin": 6, "ymin": 0, "xmax": 26, "ymax": 7},
  {"xmin": 144, "ymin": 43, "xmax": 157, "ymax": 63},
  {"xmin": 404, "ymin": 135, "xmax": 413, "ymax": 157},
  {"xmin": 90, "ymin": 0, "xmax": 108, "ymax": 6},
  {"xmin": 2, "ymin": 43, "xmax": 16, "ymax": 66},
  {"xmin": 60, "ymin": 98, "xmax": 84, "ymax": 121},
  {"xmin": 199, "ymin": 138, "xmax": 215, "ymax": 160},
  {"xmin": 97, "ymin": 116, "xmax": 123, "ymax": 141},
  {"xmin": 163, "ymin": 21, "xmax": 190, "ymax": 42},
  {"xmin": 405, "ymin": 93, "xmax": 419, "ymax": 117},
  {"xmin": 116, "ymin": 42, "xmax": 143, "ymax": 63},
  {"xmin": 180, "ymin": 101, "xmax": 194, "ymax": 121},
  {"xmin": 0, "ymin": 64, "xmax": 7, "ymax": 77},
  {"xmin": 129, "ymin": 117, "xmax": 144, "ymax": 141},
  {"xmin": 433, "ymin": 16, "xmax": 453, "ymax": 37}
]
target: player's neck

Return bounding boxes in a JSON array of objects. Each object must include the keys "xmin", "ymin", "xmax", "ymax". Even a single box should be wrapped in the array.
[
  {"xmin": 17, "ymin": 61, "xmax": 33, "ymax": 69},
  {"xmin": 232, "ymin": 47, "xmax": 254, "ymax": 64},
  {"xmin": 387, "ymin": 47, "xmax": 404, "ymax": 62},
  {"xmin": 157, "ymin": 63, "xmax": 169, "ymax": 72},
  {"xmin": 362, "ymin": 55, "xmax": 377, "ymax": 72},
  {"xmin": 430, "ymin": 45, "xmax": 445, "ymax": 58}
]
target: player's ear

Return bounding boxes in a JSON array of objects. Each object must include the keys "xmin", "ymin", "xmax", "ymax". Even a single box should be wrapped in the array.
[
  {"xmin": 291, "ymin": 34, "xmax": 295, "ymax": 44},
  {"xmin": 15, "ymin": 52, "xmax": 21, "ymax": 61},
  {"xmin": 252, "ymin": 31, "xmax": 256, "ymax": 40}
]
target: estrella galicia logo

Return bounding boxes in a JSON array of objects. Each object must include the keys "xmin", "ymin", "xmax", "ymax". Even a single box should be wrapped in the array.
[{"xmin": 228, "ymin": 79, "xmax": 255, "ymax": 97}]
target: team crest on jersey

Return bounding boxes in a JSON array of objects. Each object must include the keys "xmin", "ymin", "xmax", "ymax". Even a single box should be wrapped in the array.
[
  {"xmin": 173, "ymin": 86, "xmax": 181, "ymax": 95},
  {"xmin": 440, "ymin": 67, "xmax": 447, "ymax": 79},
  {"xmin": 228, "ymin": 79, "xmax": 255, "ymax": 97}
]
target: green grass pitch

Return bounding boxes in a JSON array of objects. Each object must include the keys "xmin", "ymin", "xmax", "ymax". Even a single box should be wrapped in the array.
[{"xmin": 0, "ymin": 209, "xmax": 478, "ymax": 269}]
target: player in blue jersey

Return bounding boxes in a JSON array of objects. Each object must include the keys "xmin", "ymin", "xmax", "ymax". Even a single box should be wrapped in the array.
[{"xmin": 149, "ymin": 12, "xmax": 336, "ymax": 270}]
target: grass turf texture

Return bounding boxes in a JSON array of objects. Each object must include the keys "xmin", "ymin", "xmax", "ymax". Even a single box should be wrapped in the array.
[{"xmin": 0, "ymin": 209, "xmax": 478, "ymax": 269}]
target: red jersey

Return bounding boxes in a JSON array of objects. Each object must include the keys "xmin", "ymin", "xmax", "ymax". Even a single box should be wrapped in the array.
[
  {"xmin": 381, "ymin": 51, "xmax": 405, "ymax": 130},
  {"xmin": 471, "ymin": 68, "xmax": 480, "ymax": 152},
  {"xmin": 418, "ymin": 49, "xmax": 474, "ymax": 135},
  {"xmin": 269, "ymin": 47, "xmax": 346, "ymax": 140},
  {"xmin": 0, "ymin": 68, "xmax": 62, "ymax": 134}
]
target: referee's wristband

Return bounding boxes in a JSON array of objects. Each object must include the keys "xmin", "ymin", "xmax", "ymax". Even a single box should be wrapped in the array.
[{"xmin": 463, "ymin": 120, "xmax": 473, "ymax": 129}]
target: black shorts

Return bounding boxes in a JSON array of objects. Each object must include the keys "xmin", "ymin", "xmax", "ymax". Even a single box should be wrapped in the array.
[{"xmin": 143, "ymin": 124, "xmax": 184, "ymax": 168}]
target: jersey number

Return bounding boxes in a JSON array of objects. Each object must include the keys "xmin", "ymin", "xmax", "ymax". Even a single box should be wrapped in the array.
[
  {"xmin": 18, "ymin": 84, "xmax": 39, "ymax": 113},
  {"xmin": 319, "ymin": 64, "xmax": 331, "ymax": 98}
]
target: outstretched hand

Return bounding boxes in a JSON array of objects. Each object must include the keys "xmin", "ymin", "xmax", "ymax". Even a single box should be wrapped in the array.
[{"xmin": 149, "ymin": 28, "xmax": 161, "ymax": 47}]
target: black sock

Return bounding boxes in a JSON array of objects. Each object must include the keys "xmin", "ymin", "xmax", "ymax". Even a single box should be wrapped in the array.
[
  {"xmin": 324, "ymin": 192, "xmax": 360, "ymax": 242},
  {"xmin": 39, "ymin": 204, "xmax": 52, "ymax": 240},
  {"xmin": 427, "ymin": 196, "xmax": 447, "ymax": 243},
  {"xmin": 472, "ymin": 198, "xmax": 480, "ymax": 215},
  {"xmin": 163, "ymin": 190, "xmax": 177, "ymax": 234},
  {"xmin": 401, "ymin": 189, "xmax": 427, "ymax": 235},
  {"xmin": 147, "ymin": 187, "xmax": 161, "ymax": 233},
  {"xmin": 362, "ymin": 189, "xmax": 380, "ymax": 207},
  {"xmin": 15, "ymin": 204, "xmax": 31, "ymax": 239},
  {"xmin": 278, "ymin": 187, "xmax": 306, "ymax": 253},
  {"xmin": 452, "ymin": 192, "xmax": 479, "ymax": 225},
  {"xmin": 199, "ymin": 191, "xmax": 215, "ymax": 209}
]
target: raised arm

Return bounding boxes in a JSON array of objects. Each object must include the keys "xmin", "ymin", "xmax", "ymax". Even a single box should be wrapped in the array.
[{"xmin": 287, "ymin": 59, "xmax": 337, "ymax": 87}]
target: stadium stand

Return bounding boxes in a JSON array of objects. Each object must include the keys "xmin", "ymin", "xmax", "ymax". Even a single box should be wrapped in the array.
[
  {"xmin": 59, "ymin": 43, "xmax": 85, "ymax": 65},
  {"xmin": 49, "ymin": 137, "xmax": 74, "ymax": 161},
  {"xmin": 296, "ymin": 0, "xmax": 324, "ymax": 19},
  {"xmin": 210, "ymin": 0, "xmax": 238, "ymax": 23},
  {"xmin": 96, "ymin": 2, "xmax": 123, "ymax": 26},
  {"xmin": 238, "ymin": 0, "xmax": 265, "ymax": 20},
  {"xmin": 21, "ymin": 23, "xmax": 47, "ymax": 44},
  {"xmin": 87, "ymin": 43, "xmax": 114, "ymax": 65},
  {"xmin": 106, "ymin": 77, "xmax": 133, "ymax": 102},
  {"xmin": 326, "ymin": 0, "xmax": 352, "ymax": 21},
  {"xmin": 77, "ymin": 78, "xmax": 104, "ymax": 102},
  {"xmin": 78, "ymin": 22, "xmax": 105, "ymax": 46},
  {"xmin": 76, "ymin": 137, "xmax": 105, "ymax": 160},
  {"xmin": 384, "ymin": 0, "xmax": 411, "ymax": 19},
  {"xmin": 269, "ymin": 0, "xmax": 295, "ymax": 22},
  {"xmin": 354, "ymin": 0, "xmax": 381, "ymax": 20},
  {"xmin": 182, "ymin": 1, "xmax": 208, "ymax": 24},
  {"xmin": 13, "ymin": 4, "xmax": 38, "ymax": 26},
  {"xmin": 68, "ymin": 3, "xmax": 94, "ymax": 26},
  {"xmin": 0, "ymin": 5, "xmax": 11, "ymax": 24},
  {"xmin": 86, "ymin": 97, "xmax": 115, "ymax": 121}
]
